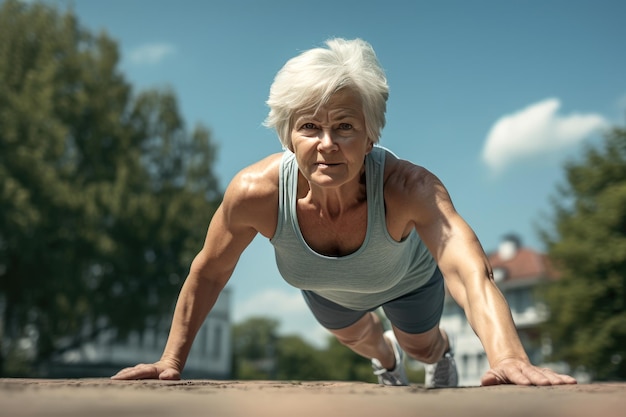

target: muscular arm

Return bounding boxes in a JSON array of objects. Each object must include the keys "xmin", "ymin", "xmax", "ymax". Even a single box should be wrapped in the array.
[
  {"xmin": 156, "ymin": 202, "xmax": 258, "ymax": 376},
  {"xmin": 414, "ymin": 182, "xmax": 529, "ymax": 370},
  {"xmin": 386, "ymin": 157, "xmax": 575, "ymax": 385},
  {"xmin": 112, "ymin": 154, "xmax": 281, "ymax": 380}
]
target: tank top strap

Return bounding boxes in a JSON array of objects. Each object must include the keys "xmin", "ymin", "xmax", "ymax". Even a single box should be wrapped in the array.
[
  {"xmin": 274, "ymin": 150, "xmax": 297, "ymax": 242},
  {"xmin": 365, "ymin": 146, "xmax": 390, "ymax": 238}
]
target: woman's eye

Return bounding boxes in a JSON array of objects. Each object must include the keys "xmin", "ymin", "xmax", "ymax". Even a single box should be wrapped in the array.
[
  {"xmin": 301, "ymin": 123, "xmax": 317, "ymax": 130},
  {"xmin": 338, "ymin": 123, "xmax": 353, "ymax": 130}
]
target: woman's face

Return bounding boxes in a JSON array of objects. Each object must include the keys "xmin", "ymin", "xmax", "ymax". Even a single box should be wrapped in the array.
[{"xmin": 290, "ymin": 88, "xmax": 373, "ymax": 189}]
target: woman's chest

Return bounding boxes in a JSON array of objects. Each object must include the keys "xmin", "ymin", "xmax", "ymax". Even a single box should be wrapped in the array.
[
  {"xmin": 296, "ymin": 202, "xmax": 368, "ymax": 257},
  {"xmin": 296, "ymin": 202, "xmax": 410, "ymax": 257}
]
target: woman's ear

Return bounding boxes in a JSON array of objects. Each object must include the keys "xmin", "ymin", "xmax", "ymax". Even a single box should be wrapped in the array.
[{"xmin": 365, "ymin": 139, "xmax": 374, "ymax": 154}]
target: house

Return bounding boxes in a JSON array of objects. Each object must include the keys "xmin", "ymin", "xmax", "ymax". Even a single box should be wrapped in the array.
[
  {"xmin": 47, "ymin": 288, "xmax": 232, "ymax": 379},
  {"xmin": 439, "ymin": 234, "xmax": 558, "ymax": 386}
]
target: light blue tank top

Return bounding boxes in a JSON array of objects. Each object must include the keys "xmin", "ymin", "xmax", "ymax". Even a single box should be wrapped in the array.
[{"xmin": 270, "ymin": 146, "xmax": 437, "ymax": 310}]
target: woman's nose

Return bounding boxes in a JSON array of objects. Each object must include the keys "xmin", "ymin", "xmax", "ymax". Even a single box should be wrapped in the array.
[{"xmin": 318, "ymin": 130, "xmax": 338, "ymax": 151}]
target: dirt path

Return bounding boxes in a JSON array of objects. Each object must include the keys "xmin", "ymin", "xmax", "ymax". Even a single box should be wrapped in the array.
[{"xmin": 1, "ymin": 379, "xmax": 624, "ymax": 417}]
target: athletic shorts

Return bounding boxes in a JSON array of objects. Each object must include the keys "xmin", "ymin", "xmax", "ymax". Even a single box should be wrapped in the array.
[{"xmin": 301, "ymin": 267, "xmax": 444, "ymax": 334}]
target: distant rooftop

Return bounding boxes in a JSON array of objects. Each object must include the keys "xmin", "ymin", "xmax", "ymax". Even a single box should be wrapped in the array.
[{"xmin": 487, "ymin": 234, "xmax": 559, "ymax": 284}]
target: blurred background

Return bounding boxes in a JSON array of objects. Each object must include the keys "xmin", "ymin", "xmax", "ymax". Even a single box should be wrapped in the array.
[{"xmin": 0, "ymin": 0, "xmax": 624, "ymax": 383}]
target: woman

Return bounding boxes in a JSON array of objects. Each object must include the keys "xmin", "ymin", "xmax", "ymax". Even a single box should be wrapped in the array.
[{"xmin": 112, "ymin": 38, "xmax": 576, "ymax": 387}]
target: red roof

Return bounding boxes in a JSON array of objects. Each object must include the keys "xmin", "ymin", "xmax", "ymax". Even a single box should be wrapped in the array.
[{"xmin": 487, "ymin": 247, "xmax": 560, "ymax": 282}]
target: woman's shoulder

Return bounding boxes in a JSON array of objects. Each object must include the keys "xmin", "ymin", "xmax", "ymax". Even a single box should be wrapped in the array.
[
  {"xmin": 220, "ymin": 153, "xmax": 283, "ymax": 237},
  {"xmin": 383, "ymin": 152, "xmax": 435, "ymax": 190},
  {"xmin": 381, "ymin": 151, "xmax": 449, "ymax": 221},
  {"xmin": 226, "ymin": 152, "xmax": 283, "ymax": 202}
]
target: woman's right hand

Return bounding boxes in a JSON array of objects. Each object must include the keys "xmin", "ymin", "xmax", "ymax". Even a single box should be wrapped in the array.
[{"xmin": 110, "ymin": 360, "xmax": 181, "ymax": 380}]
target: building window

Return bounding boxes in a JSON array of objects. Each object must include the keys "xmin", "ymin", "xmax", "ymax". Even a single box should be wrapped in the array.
[
  {"xmin": 211, "ymin": 324, "xmax": 223, "ymax": 360},
  {"xmin": 199, "ymin": 323, "xmax": 208, "ymax": 356},
  {"xmin": 476, "ymin": 352, "xmax": 486, "ymax": 375},
  {"xmin": 461, "ymin": 354, "xmax": 469, "ymax": 379},
  {"xmin": 507, "ymin": 288, "xmax": 534, "ymax": 314}
]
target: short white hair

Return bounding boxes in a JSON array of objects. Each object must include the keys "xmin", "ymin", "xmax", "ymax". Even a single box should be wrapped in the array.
[{"xmin": 264, "ymin": 38, "xmax": 389, "ymax": 148}]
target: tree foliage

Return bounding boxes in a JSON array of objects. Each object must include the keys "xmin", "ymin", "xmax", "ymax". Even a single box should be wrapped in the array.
[
  {"xmin": 232, "ymin": 316, "xmax": 414, "ymax": 383},
  {"xmin": 0, "ymin": 0, "xmax": 221, "ymax": 375},
  {"xmin": 540, "ymin": 126, "xmax": 626, "ymax": 380}
]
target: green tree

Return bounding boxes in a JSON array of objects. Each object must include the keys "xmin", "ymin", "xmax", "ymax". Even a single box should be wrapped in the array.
[
  {"xmin": 320, "ymin": 336, "xmax": 376, "ymax": 382},
  {"xmin": 0, "ymin": 0, "xmax": 221, "ymax": 375},
  {"xmin": 540, "ymin": 126, "xmax": 626, "ymax": 380},
  {"xmin": 232, "ymin": 317, "xmax": 380, "ymax": 382},
  {"xmin": 232, "ymin": 317, "xmax": 280, "ymax": 379},
  {"xmin": 275, "ymin": 335, "xmax": 328, "ymax": 380}
]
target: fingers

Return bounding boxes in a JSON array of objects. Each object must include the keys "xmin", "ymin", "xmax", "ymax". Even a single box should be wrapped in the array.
[
  {"xmin": 539, "ymin": 368, "xmax": 578, "ymax": 385},
  {"xmin": 520, "ymin": 366, "xmax": 552, "ymax": 386},
  {"xmin": 480, "ymin": 367, "xmax": 531, "ymax": 386},
  {"xmin": 111, "ymin": 362, "xmax": 183, "ymax": 381},
  {"xmin": 481, "ymin": 362, "xmax": 578, "ymax": 386},
  {"xmin": 110, "ymin": 363, "xmax": 160, "ymax": 380},
  {"xmin": 521, "ymin": 366, "xmax": 577, "ymax": 386}
]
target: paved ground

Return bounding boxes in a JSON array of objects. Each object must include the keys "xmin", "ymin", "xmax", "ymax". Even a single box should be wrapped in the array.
[{"xmin": 1, "ymin": 379, "xmax": 625, "ymax": 417}]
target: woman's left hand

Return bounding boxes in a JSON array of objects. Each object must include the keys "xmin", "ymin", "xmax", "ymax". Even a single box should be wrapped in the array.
[{"xmin": 481, "ymin": 358, "xmax": 578, "ymax": 386}]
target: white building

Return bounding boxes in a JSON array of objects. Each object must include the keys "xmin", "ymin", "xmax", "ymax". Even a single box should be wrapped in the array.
[
  {"xmin": 48, "ymin": 288, "xmax": 232, "ymax": 379},
  {"xmin": 440, "ymin": 235, "xmax": 557, "ymax": 386}
]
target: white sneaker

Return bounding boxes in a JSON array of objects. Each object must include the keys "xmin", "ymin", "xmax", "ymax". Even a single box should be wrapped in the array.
[
  {"xmin": 424, "ymin": 351, "xmax": 458, "ymax": 388},
  {"xmin": 371, "ymin": 330, "xmax": 409, "ymax": 386}
]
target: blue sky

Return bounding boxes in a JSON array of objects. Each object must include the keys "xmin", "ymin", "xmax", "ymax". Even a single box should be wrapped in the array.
[{"xmin": 35, "ymin": 0, "xmax": 626, "ymax": 346}]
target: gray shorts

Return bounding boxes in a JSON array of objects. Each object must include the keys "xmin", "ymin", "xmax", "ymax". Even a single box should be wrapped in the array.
[{"xmin": 301, "ymin": 267, "xmax": 444, "ymax": 334}]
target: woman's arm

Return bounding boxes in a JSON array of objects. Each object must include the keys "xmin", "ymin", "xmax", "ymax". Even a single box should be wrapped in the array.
[
  {"xmin": 394, "ymin": 161, "xmax": 576, "ymax": 385},
  {"xmin": 111, "ymin": 155, "xmax": 281, "ymax": 380}
]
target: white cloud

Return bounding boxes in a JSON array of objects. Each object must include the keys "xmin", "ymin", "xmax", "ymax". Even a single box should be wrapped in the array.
[
  {"xmin": 482, "ymin": 98, "xmax": 607, "ymax": 173},
  {"xmin": 233, "ymin": 288, "xmax": 330, "ymax": 348},
  {"xmin": 127, "ymin": 42, "xmax": 176, "ymax": 66}
]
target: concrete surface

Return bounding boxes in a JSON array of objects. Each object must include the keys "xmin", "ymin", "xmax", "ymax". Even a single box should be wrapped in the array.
[{"xmin": 1, "ymin": 378, "xmax": 625, "ymax": 417}]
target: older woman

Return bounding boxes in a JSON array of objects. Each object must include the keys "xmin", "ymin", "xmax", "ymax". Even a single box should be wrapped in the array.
[{"xmin": 112, "ymin": 38, "xmax": 576, "ymax": 387}]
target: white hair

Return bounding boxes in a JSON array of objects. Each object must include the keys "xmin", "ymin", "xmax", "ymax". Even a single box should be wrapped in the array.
[{"xmin": 264, "ymin": 38, "xmax": 389, "ymax": 148}]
